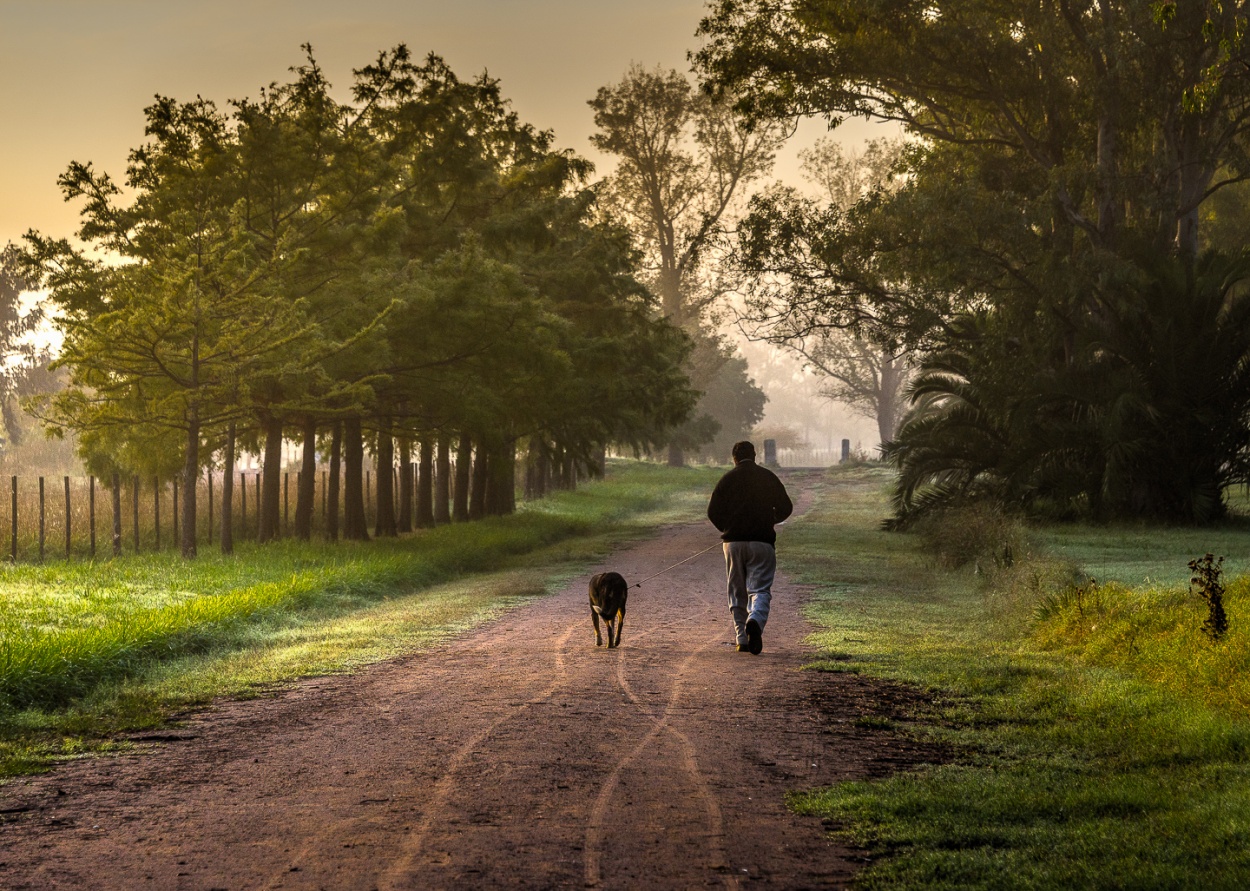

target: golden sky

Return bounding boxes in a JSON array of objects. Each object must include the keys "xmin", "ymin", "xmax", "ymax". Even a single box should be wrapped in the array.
[{"xmin": 0, "ymin": 0, "xmax": 884, "ymax": 249}]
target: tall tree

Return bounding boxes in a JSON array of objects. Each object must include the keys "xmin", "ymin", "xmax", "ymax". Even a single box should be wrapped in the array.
[
  {"xmin": 799, "ymin": 334, "xmax": 911, "ymax": 445},
  {"xmin": 590, "ymin": 65, "xmax": 783, "ymax": 464},
  {"xmin": 26, "ymin": 96, "xmax": 319, "ymax": 557},
  {"xmin": 736, "ymin": 137, "xmax": 915, "ymax": 445},
  {"xmin": 698, "ymin": 1, "xmax": 1250, "ymax": 521}
]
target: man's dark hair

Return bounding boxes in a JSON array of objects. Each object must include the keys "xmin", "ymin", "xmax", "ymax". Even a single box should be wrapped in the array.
[{"xmin": 731, "ymin": 441, "xmax": 756, "ymax": 463}]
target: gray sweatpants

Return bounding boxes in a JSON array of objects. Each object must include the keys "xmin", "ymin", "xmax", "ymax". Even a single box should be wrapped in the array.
[{"xmin": 723, "ymin": 541, "xmax": 777, "ymax": 646}]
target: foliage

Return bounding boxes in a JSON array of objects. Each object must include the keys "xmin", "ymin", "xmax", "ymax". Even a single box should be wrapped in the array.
[
  {"xmin": 911, "ymin": 500, "xmax": 1024, "ymax": 572},
  {"xmin": 665, "ymin": 330, "xmax": 766, "ymax": 463},
  {"xmin": 0, "ymin": 245, "xmax": 55, "ymax": 447},
  {"xmin": 696, "ymin": 1, "xmax": 1250, "ymax": 523},
  {"xmin": 20, "ymin": 47, "xmax": 697, "ymax": 551},
  {"xmin": 885, "ymin": 252, "xmax": 1250, "ymax": 523}
]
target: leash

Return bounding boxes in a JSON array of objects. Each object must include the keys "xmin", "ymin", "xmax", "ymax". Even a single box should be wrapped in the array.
[{"xmin": 631, "ymin": 543, "xmax": 722, "ymax": 589}]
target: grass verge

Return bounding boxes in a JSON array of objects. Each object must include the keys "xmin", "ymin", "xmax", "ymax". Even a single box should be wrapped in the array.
[
  {"xmin": 0, "ymin": 460, "xmax": 721, "ymax": 778},
  {"xmin": 787, "ymin": 465, "xmax": 1250, "ymax": 889}
]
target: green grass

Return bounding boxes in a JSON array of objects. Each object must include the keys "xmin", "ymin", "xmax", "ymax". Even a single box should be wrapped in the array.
[
  {"xmin": 787, "ymin": 465, "xmax": 1250, "ymax": 889},
  {"xmin": 0, "ymin": 460, "xmax": 722, "ymax": 777}
]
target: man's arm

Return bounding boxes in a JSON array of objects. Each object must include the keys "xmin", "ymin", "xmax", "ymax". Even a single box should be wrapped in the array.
[
  {"xmin": 773, "ymin": 476, "xmax": 793, "ymax": 524},
  {"xmin": 707, "ymin": 477, "xmax": 731, "ymax": 531}
]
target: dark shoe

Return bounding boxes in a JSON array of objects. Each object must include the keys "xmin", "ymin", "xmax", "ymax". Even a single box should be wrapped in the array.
[
  {"xmin": 736, "ymin": 643, "xmax": 750, "ymax": 652},
  {"xmin": 745, "ymin": 618, "xmax": 763, "ymax": 655}
]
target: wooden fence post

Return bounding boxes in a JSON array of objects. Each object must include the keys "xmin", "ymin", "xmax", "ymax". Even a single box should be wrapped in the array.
[
  {"xmin": 112, "ymin": 472, "xmax": 121, "ymax": 557},
  {"xmin": 64, "ymin": 476, "xmax": 71, "ymax": 559},
  {"xmin": 284, "ymin": 471, "xmax": 290, "ymax": 536},
  {"xmin": 10, "ymin": 476, "xmax": 16, "ymax": 563},
  {"xmin": 132, "ymin": 475, "xmax": 140, "ymax": 553},
  {"xmin": 38, "ymin": 476, "xmax": 45, "ymax": 562},
  {"xmin": 254, "ymin": 473, "xmax": 260, "ymax": 538},
  {"xmin": 207, "ymin": 471, "xmax": 214, "ymax": 543},
  {"xmin": 89, "ymin": 476, "xmax": 96, "ymax": 558},
  {"xmin": 240, "ymin": 473, "xmax": 247, "ymax": 540}
]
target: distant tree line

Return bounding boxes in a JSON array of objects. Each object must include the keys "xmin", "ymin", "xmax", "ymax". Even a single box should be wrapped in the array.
[
  {"xmin": 699, "ymin": 1, "xmax": 1250, "ymax": 523},
  {"xmin": 17, "ymin": 46, "xmax": 696, "ymax": 557}
]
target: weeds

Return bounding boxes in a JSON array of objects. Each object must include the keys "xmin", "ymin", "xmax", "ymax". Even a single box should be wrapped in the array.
[
  {"xmin": 1190, "ymin": 553, "xmax": 1230, "ymax": 640},
  {"xmin": 1033, "ymin": 576, "xmax": 1102, "ymax": 623}
]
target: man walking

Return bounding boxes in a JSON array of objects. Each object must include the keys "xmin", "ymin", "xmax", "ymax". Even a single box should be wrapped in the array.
[{"xmin": 707, "ymin": 441, "xmax": 793, "ymax": 654}]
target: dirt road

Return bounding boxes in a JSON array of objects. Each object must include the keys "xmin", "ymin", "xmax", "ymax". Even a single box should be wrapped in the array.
[{"xmin": 0, "ymin": 472, "xmax": 933, "ymax": 889}]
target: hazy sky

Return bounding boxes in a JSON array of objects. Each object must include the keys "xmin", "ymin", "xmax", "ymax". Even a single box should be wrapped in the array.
[{"xmin": 0, "ymin": 0, "xmax": 882, "ymax": 248}]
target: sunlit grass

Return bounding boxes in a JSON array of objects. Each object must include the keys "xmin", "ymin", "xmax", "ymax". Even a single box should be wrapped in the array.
[
  {"xmin": 787, "ymin": 465, "xmax": 1250, "ymax": 888},
  {"xmin": 0, "ymin": 460, "xmax": 722, "ymax": 776}
]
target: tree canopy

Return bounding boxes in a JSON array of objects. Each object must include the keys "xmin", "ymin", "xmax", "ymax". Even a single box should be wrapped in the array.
[
  {"xmin": 23, "ymin": 46, "xmax": 696, "ymax": 555},
  {"xmin": 697, "ymin": 1, "xmax": 1250, "ymax": 521}
]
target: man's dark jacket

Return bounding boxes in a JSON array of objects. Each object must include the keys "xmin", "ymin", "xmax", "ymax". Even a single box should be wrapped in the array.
[{"xmin": 707, "ymin": 459, "xmax": 793, "ymax": 546}]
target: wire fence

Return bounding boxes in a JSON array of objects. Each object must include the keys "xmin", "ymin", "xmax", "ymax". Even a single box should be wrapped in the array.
[{"xmin": 2, "ymin": 466, "xmax": 429, "ymax": 563}]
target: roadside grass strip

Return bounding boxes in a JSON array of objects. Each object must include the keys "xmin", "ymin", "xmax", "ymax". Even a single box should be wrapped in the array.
[
  {"xmin": 0, "ymin": 461, "xmax": 720, "ymax": 776},
  {"xmin": 789, "ymin": 466, "xmax": 1250, "ymax": 889}
]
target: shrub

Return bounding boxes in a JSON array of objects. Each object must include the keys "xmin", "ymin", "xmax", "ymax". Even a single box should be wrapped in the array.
[{"xmin": 913, "ymin": 500, "xmax": 1025, "ymax": 570}]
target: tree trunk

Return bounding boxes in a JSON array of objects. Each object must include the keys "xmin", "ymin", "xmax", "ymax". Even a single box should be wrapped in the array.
[
  {"xmin": 327, "ymin": 420, "xmax": 341, "ymax": 542},
  {"xmin": 374, "ymin": 420, "xmax": 397, "ymax": 537},
  {"xmin": 295, "ymin": 415, "xmax": 317, "ymax": 541},
  {"xmin": 397, "ymin": 438, "xmax": 413, "ymax": 533},
  {"xmin": 435, "ymin": 436, "xmax": 451, "ymax": 523},
  {"xmin": 453, "ymin": 432, "xmax": 471, "ymax": 522},
  {"xmin": 877, "ymin": 350, "xmax": 907, "ymax": 445},
  {"xmin": 486, "ymin": 439, "xmax": 517, "ymax": 516},
  {"xmin": 667, "ymin": 442, "xmax": 685, "ymax": 468},
  {"xmin": 258, "ymin": 415, "xmax": 283, "ymax": 543},
  {"xmin": 343, "ymin": 416, "xmax": 369, "ymax": 540},
  {"xmin": 470, "ymin": 436, "xmax": 489, "ymax": 521},
  {"xmin": 221, "ymin": 421, "xmax": 236, "ymax": 555},
  {"xmin": 181, "ymin": 409, "xmax": 199, "ymax": 559},
  {"xmin": 417, "ymin": 439, "xmax": 435, "ymax": 527},
  {"xmin": 549, "ymin": 446, "xmax": 565, "ymax": 491},
  {"xmin": 527, "ymin": 436, "xmax": 543, "ymax": 500}
]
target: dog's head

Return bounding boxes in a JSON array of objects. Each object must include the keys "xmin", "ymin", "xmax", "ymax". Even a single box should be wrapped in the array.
[{"xmin": 588, "ymin": 571, "xmax": 629, "ymax": 609}]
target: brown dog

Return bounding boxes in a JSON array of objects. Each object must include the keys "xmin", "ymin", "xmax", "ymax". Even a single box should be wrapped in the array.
[{"xmin": 588, "ymin": 571, "xmax": 628, "ymax": 648}]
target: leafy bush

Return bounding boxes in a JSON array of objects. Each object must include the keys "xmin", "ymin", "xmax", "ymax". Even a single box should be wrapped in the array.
[{"xmin": 886, "ymin": 251, "xmax": 1250, "ymax": 524}]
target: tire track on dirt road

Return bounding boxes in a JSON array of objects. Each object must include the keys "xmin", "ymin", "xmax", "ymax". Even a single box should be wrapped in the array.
[
  {"xmin": 376, "ymin": 612, "xmax": 703, "ymax": 890},
  {"xmin": 583, "ymin": 626, "xmax": 737, "ymax": 889}
]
